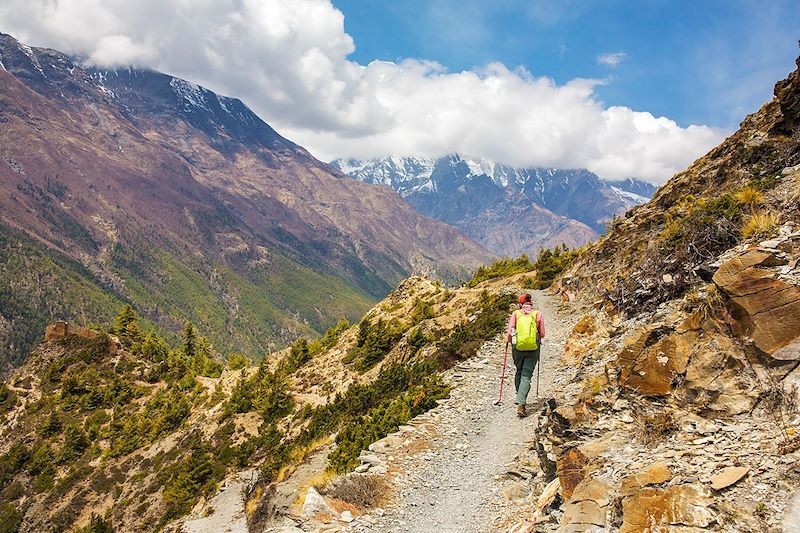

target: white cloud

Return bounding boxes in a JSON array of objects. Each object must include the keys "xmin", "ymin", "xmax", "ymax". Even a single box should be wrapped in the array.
[
  {"xmin": 597, "ymin": 52, "xmax": 627, "ymax": 67},
  {"xmin": 0, "ymin": 0, "xmax": 726, "ymax": 183}
]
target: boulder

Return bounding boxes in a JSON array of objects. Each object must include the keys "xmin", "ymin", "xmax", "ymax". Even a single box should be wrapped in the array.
[
  {"xmin": 677, "ymin": 328, "xmax": 759, "ymax": 415},
  {"xmin": 620, "ymin": 484, "xmax": 715, "ymax": 533},
  {"xmin": 558, "ymin": 477, "xmax": 610, "ymax": 532},
  {"xmin": 620, "ymin": 463, "xmax": 672, "ymax": 497},
  {"xmin": 709, "ymin": 466, "xmax": 749, "ymax": 490},
  {"xmin": 616, "ymin": 327, "xmax": 686, "ymax": 396},
  {"xmin": 713, "ymin": 250, "xmax": 800, "ymax": 359},
  {"xmin": 302, "ymin": 487, "xmax": 333, "ymax": 518},
  {"xmin": 556, "ymin": 448, "xmax": 588, "ymax": 500}
]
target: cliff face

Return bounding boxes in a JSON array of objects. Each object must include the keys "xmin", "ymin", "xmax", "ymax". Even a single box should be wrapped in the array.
[{"xmin": 0, "ymin": 33, "xmax": 493, "ymax": 366}]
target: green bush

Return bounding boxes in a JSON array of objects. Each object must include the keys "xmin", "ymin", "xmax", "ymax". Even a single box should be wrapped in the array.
[
  {"xmin": 467, "ymin": 255, "xmax": 534, "ymax": 287},
  {"xmin": 222, "ymin": 365, "xmax": 293, "ymax": 424},
  {"xmin": 436, "ymin": 292, "xmax": 515, "ymax": 362},
  {"xmin": 0, "ymin": 383, "xmax": 15, "ymax": 414},
  {"xmin": 75, "ymin": 513, "xmax": 114, "ymax": 533},
  {"xmin": 59, "ymin": 425, "xmax": 89, "ymax": 463},
  {"xmin": 0, "ymin": 502, "xmax": 22, "ymax": 533},
  {"xmin": 0, "ymin": 443, "xmax": 29, "ymax": 489},
  {"xmin": 226, "ymin": 353, "xmax": 250, "ymax": 371},
  {"xmin": 328, "ymin": 371, "xmax": 448, "ymax": 472},
  {"xmin": 41, "ymin": 411, "xmax": 62, "ymax": 437},
  {"xmin": 528, "ymin": 245, "xmax": 582, "ymax": 289},
  {"xmin": 410, "ymin": 298, "xmax": 433, "ymax": 324},
  {"xmin": 348, "ymin": 318, "xmax": 406, "ymax": 371},
  {"xmin": 320, "ymin": 318, "xmax": 350, "ymax": 349},
  {"xmin": 162, "ymin": 443, "xmax": 225, "ymax": 520}
]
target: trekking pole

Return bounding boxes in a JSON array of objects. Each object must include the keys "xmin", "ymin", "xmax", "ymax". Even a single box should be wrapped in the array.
[
  {"xmin": 536, "ymin": 356, "xmax": 540, "ymax": 398},
  {"xmin": 495, "ymin": 342, "xmax": 509, "ymax": 405}
]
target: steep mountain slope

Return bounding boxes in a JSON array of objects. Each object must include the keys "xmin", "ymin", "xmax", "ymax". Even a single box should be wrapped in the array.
[
  {"xmin": 0, "ymin": 273, "xmax": 515, "ymax": 532},
  {"xmin": 332, "ymin": 155, "xmax": 657, "ymax": 255},
  {"xmin": 0, "ymin": 33, "xmax": 493, "ymax": 367}
]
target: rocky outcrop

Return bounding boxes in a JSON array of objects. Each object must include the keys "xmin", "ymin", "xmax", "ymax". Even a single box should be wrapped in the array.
[{"xmin": 713, "ymin": 247, "xmax": 800, "ymax": 359}]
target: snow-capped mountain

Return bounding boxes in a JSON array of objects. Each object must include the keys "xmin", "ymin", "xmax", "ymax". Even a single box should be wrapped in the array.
[{"xmin": 331, "ymin": 154, "xmax": 658, "ymax": 256}]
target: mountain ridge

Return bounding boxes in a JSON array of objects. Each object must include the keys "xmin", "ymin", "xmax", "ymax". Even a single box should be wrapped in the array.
[
  {"xmin": 0, "ymin": 33, "xmax": 493, "ymax": 368},
  {"xmin": 332, "ymin": 154, "xmax": 656, "ymax": 256}
]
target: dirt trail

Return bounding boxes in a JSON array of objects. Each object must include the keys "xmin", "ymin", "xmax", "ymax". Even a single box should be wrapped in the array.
[{"xmin": 367, "ymin": 290, "xmax": 577, "ymax": 533}]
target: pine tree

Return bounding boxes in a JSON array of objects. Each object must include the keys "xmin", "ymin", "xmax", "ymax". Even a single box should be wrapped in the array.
[
  {"xmin": 181, "ymin": 322, "xmax": 197, "ymax": 359},
  {"xmin": 41, "ymin": 411, "xmax": 62, "ymax": 437},
  {"xmin": 141, "ymin": 332, "xmax": 169, "ymax": 362},
  {"xmin": 113, "ymin": 305, "xmax": 138, "ymax": 336}
]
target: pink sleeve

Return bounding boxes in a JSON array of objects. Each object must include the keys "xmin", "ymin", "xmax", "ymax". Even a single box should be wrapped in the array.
[
  {"xmin": 537, "ymin": 312, "xmax": 546, "ymax": 339},
  {"xmin": 507, "ymin": 311, "xmax": 517, "ymax": 338}
]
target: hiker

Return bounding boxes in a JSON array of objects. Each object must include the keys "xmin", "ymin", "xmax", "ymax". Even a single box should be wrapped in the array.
[{"xmin": 506, "ymin": 293, "xmax": 545, "ymax": 418}]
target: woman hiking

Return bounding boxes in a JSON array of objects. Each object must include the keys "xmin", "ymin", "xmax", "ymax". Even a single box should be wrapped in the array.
[{"xmin": 506, "ymin": 293, "xmax": 545, "ymax": 418}]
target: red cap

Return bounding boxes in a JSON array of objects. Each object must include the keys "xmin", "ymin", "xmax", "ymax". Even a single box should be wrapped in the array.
[{"xmin": 518, "ymin": 294, "xmax": 531, "ymax": 304}]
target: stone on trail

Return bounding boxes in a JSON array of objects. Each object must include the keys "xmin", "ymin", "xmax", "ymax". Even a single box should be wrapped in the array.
[
  {"xmin": 709, "ymin": 466, "xmax": 749, "ymax": 490},
  {"xmin": 501, "ymin": 483, "xmax": 528, "ymax": 500}
]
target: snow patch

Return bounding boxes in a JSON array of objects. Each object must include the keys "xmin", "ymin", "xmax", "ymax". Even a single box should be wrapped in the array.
[
  {"xmin": 610, "ymin": 186, "xmax": 649, "ymax": 205},
  {"xmin": 170, "ymin": 78, "xmax": 210, "ymax": 111},
  {"xmin": 18, "ymin": 41, "xmax": 46, "ymax": 78},
  {"xmin": 217, "ymin": 95, "xmax": 234, "ymax": 114}
]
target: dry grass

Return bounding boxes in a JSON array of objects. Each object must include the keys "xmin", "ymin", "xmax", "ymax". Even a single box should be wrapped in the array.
[
  {"xmin": 685, "ymin": 284, "xmax": 724, "ymax": 321},
  {"xmin": 734, "ymin": 187, "xmax": 764, "ymax": 211},
  {"xmin": 634, "ymin": 411, "xmax": 678, "ymax": 447},
  {"xmin": 326, "ymin": 475, "xmax": 391, "ymax": 508},
  {"xmin": 741, "ymin": 211, "xmax": 778, "ymax": 240}
]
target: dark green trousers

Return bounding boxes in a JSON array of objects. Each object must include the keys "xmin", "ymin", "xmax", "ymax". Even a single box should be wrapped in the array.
[{"xmin": 512, "ymin": 345, "xmax": 540, "ymax": 405}]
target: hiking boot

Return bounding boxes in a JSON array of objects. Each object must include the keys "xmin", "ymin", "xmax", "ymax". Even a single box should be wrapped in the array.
[{"xmin": 516, "ymin": 404, "xmax": 527, "ymax": 418}]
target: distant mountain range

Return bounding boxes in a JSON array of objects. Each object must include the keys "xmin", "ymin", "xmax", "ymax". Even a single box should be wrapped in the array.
[
  {"xmin": 332, "ymin": 155, "xmax": 657, "ymax": 256},
  {"xmin": 0, "ymin": 33, "xmax": 492, "ymax": 367}
]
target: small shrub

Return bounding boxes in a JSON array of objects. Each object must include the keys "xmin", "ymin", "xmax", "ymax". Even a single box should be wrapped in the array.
[
  {"xmin": 741, "ymin": 211, "xmax": 778, "ymax": 240},
  {"xmin": 410, "ymin": 298, "xmax": 434, "ymax": 324},
  {"xmin": 327, "ymin": 475, "xmax": 390, "ymax": 507},
  {"xmin": 634, "ymin": 411, "xmax": 678, "ymax": 447},
  {"xmin": 320, "ymin": 319, "xmax": 350, "ymax": 349},
  {"xmin": 734, "ymin": 187, "xmax": 763, "ymax": 212},
  {"xmin": 75, "ymin": 513, "xmax": 114, "ymax": 533},
  {"xmin": 227, "ymin": 353, "xmax": 250, "ymax": 371},
  {"xmin": 348, "ymin": 319, "xmax": 405, "ymax": 372},
  {"xmin": 41, "ymin": 411, "xmax": 62, "ymax": 437},
  {"xmin": 0, "ymin": 502, "xmax": 22, "ymax": 533},
  {"xmin": 528, "ymin": 245, "xmax": 582, "ymax": 289}
]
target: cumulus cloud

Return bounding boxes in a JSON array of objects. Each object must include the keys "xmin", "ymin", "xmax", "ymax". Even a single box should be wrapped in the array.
[
  {"xmin": 0, "ymin": 0, "xmax": 726, "ymax": 183},
  {"xmin": 597, "ymin": 52, "xmax": 628, "ymax": 67}
]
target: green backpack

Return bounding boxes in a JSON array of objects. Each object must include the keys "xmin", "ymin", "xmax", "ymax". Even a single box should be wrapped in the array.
[{"xmin": 515, "ymin": 310, "xmax": 539, "ymax": 351}]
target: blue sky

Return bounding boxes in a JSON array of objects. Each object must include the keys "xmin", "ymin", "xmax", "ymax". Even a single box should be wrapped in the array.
[
  {"xmin": 2, "ymin": 0, "xmax": 797, "ymax": 181},
  {"xmin": 333, "ymin": 0, "xmax": 799, "ymax": 129}
]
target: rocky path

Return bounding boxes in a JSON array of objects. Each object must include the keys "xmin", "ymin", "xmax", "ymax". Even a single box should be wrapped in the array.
[{"xmin": 354, "ymin": 290, "xmax": 579, "ymax": 533}]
